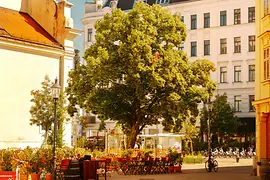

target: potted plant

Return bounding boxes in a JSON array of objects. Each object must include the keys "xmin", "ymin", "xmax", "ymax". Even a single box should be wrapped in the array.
[
  {"xmin": 39, "ymin": 148, "xmax": 53, "ymax": 180},
  {"xmin": 0, "ymin": 149, "xmax": 13, "ymax": 171},
  {"xmin": 0, "ymin": 149, "xmax": 16, "ymax": 179},
  {"xmin": 174, "ymin": 155, "xmax": 183, "ymax": 173},
  {"xmin": 15, "ymin": 147, "xmax": 34, "ymax": 179},
  {"xmin": 29, "ymin": 150, "xmax": 43, "ymax": 180},
  {"xmin": 167, "ymin": 148, "xmax": 182, "ymax": 173}
]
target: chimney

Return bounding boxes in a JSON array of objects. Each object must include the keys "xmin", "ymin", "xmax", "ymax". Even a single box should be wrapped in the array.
[{"xmin": 111, "ymin": 0, "xmax": 118, "ymax": 8}]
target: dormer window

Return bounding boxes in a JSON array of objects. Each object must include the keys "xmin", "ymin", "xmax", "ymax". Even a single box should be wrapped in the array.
[{"xmin": 156, "ymin": 0, "xmax": 170, "ymax": 4}]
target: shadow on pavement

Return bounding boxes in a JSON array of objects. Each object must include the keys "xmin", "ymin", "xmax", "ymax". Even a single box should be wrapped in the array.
[
  {"xmin": 109, "ymin": 165, "xmax": 256, "ymax": 180},
  {"xmin": 181, "ymin": 165, "xmax": 254, "ymax": 173}
]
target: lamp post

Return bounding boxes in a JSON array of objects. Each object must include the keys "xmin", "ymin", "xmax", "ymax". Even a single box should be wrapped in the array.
[
  {"xmin": 104, "ymin": 127, "xmax": 108, "ymax": 154},
  {"xmin": 207, "ymin": 101, "xmax": 213, "ymax": 170},
  {"xmin": 51, "ymin": 78, "xmax": 61, "ymax": 180}
]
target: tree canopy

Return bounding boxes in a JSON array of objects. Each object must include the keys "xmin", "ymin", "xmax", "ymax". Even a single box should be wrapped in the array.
[
  {"xmin": 200, "ymin": 94, "xmax": 238, "ymax": 137},
  {"xmin": 29, "ymin": 75, "xmax": 66, "ymax": 147},
  {"xmin": 66, "ymin": 2, "xmax": 216, "ymax": 148}
]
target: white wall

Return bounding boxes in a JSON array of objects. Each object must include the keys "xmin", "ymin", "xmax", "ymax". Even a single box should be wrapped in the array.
[
  {"xmin": 0, "ymin": 0, "xmax": 23, "ymax": 11},
  {"xmin": 167, "ymin": 0, "xmax": 256, "ymax": 117},
  {"xmin": 0, "ymin": 48, "xmax": 59, "ymax": 148}
]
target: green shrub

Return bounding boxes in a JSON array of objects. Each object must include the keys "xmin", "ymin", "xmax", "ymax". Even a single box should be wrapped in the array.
[{"xmin": 183, "ymin": 154, "xmax": 204, "ymax": 164}]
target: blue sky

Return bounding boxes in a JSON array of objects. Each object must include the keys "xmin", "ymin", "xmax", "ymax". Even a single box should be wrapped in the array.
[{"xmin": 69, "ymin": 0, "xmax": 86, "ymax": 57}]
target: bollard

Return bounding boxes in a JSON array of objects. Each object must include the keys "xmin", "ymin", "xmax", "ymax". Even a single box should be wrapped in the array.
[{"xmin": 253, "ymin": 156, "xmax": 257, "ymax": 176}]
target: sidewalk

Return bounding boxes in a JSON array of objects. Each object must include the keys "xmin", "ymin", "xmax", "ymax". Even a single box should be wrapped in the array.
[
  {"xmin": 106, "ymin": 158, "xmax": 256, "ymax": 180},
  {"xmin": 183, "ymin": 158, "xmax": 254, "ymax": 170}
]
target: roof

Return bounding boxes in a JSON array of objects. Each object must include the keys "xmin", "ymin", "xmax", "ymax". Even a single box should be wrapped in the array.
[
  {"xmin": 0, "ymin": 7, "xmax": 62, "ymax": 49},
  {"xmin": 103, "ymin": 0, "xmax": 136, "ymax": 11},
  {"xmin": 103, "ymin": 0, "xmax": 190, "ymax": 10}
]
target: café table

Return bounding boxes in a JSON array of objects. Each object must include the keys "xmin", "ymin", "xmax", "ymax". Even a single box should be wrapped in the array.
[{"xmin": 83, "ymin": 159, "xmax": 107, "ymax": 180}]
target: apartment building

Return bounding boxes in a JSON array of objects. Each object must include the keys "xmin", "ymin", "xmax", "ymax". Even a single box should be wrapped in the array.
[{"xmin": 166, "ymin": 0, "xmax": 256, "ymax": 135}]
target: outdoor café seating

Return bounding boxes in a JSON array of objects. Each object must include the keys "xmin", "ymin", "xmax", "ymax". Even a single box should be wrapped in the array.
[{"xmin": 116, "ymin": 156, "xmax": 177, "ymax": 175}]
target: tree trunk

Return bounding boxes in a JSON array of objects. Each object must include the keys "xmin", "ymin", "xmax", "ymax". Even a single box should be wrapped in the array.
[
  {"xmin": 126, "ymin": 98, "xmax": 141, "ymax": 149},
  {"xmin": 190, "ymin": 139, "xmax": 194, "ymax": 155},
  {"xmin": 127, "ymin": 125, "xmax": 139, "ymax": 149},
  {"xmin": 41, "ymin": 130, "xmax": 49, "ymax": 148}
]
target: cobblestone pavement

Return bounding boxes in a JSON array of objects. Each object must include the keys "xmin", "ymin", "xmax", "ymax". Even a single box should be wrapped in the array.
[{"xmin": 106, "ymin": 158, "xmax": 257, "ymax": 180}]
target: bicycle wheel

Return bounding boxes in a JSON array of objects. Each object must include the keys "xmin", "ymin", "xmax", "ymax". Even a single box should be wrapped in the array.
[
  {"xmin": 205, "ymin": 160, "xmax": 212, "ymax": 172},
  {"xmin": 213, "ymin": 160, "xmax": 218, "ymax": 172}
]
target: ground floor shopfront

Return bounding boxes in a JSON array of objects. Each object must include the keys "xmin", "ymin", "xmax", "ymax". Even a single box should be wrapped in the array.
[{"xmin": 253, "ymin": 97, "xmax": 270, "ymax": 176}]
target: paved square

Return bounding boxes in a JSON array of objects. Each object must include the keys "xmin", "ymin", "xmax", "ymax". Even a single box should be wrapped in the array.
[{"xmin": 108, "ymin": 158, "xmax": 257, "ymax": 180}]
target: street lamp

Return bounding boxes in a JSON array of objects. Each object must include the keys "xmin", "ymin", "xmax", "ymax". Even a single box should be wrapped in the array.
[
  {"xmin": 207, "ymin": 101, "xmax": 213, "ymax": 169},
  {"xmin": 104, "ymin": 127, "xmax": 108, "ymax": 154},
  {"xmin": 51, "ymin": 78, "xmax": 60, "ymax": 180}
]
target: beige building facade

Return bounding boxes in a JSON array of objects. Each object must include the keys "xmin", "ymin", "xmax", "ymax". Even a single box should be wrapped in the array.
[{"xmin": 0, "ymin": 0, "xmax": 80, "ymax": 148}]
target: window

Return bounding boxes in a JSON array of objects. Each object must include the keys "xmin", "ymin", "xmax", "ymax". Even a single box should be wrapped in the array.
[
  {"xmin": 234, "ymin": 9, "xmax": 241, "ymax": 24},
  {"xmin": 234, "ymin": 65, "xmax": 241, "ymax": 82},
  {"xmin": 220, "ymin": 11, "xmax": 227, "ymax": 26},
  {"xmin": 234, "ymin": 37, "xmax": 241, "ymax": 53},
  {"xmin": 249, "ymin": 65, "xmax": 255, "ymax": 82},
  {"xmin": 191, "ymin": 42, "xmax": 197, "ymax": 56},
  {"xmin": 220, "ymin": 38, "xmax": 227, "ymax": 54},
  {"xmin": 157, "ymin": 0, "xmax": 170, "ymax": 4},
  {"xmin": 179, "ymin": 43, "xmax": 184, "ymax": 50},
  {"xmin": 181, "ymin": 16, "xmax": 184, "ymax": 22},
  {"xmin": 248, "ymin": 7, "xmax": 255, "ymax": 23},
  {"xmin": 265, "ymin": 0, "xmax": 269, "ymax": 16},
  {"xmin": 191, "ymin": 15, "xmax": 197, "ymax": 30},
  {"xmin": 87, "ymin": 28, "xmax": 92, "ymax": 42},
  {"xmin": 249, "ymin": 95, "xmax": 255, "ymax": 112},
  {"xmin": 220, "ymin": 67, "xmax": 227, "ymax": 83},
  {"xmin": 204, "ymin": 40, "xmax": 210, "ymax": 55},
  {"xmin": 249, "ymin": 35, "xmax": 255, "ymax": 52},
  {"xmin": 204, "ymin": 13, "xmax": 210, "ymax": 28},
  {"xmin": 264, "ymin": 48, "xmax": 270, "ymax": 80},
  {"xmin": 234, "ymin": 95, "xmax": 241, "ymax": 112}
]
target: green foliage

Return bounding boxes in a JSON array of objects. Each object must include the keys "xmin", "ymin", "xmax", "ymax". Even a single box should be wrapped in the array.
[
  {"xmin": 66, "ymin": 2, "xmax": 216, "ymax": 148},
  {"xmin": 168, "ymin": 148, "xmax": 183, "ymax": 165},
  {"xmin": 183, "ymin": 154, "xmax": 204, "ymax": 164},
  {"xmin": 120, "ymin": 149, "xmax": 133, "ymax": 158},
  {"xmin": 0, "ymin": 149, "xmax": 13, "ymax": 171},
  {"xmin": 29, "ymin": 75, "xmax": 67, "ymax": 147},
  {"xmin": 75, "ymin": 137, "xmax": 88, "ymax": 148},
  {"xmin": 181, "ymin": 116, "xmax": 199, "ymax": 154},
  {"xmin": 200, "ymin": 94, "xmax": 238, "ymax": 135}
]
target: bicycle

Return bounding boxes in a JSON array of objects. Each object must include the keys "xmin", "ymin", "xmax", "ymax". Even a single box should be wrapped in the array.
[{"xmin": 205, "ymin": 156, "xmax": 218, "ymax": 172}]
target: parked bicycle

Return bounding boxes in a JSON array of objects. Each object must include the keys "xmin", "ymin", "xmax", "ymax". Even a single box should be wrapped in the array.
[{"xmin": 205, "ymin": 156, "xmax": 218, "ymax": 172}]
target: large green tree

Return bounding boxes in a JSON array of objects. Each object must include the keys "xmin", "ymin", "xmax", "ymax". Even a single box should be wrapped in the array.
[
  {"xmin": 200, "ymin": 94, "xmax": 238, "ymax": 142},
  {"xmin": 29, "ymin": 75, "xmax": 66, "ymax": 147},
  {"xmin": 66, "ymin": 2, "xmax": 216, "ymax": 148}
]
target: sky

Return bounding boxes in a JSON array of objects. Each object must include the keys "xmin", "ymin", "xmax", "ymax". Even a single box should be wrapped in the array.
[{"xmin": 69, "ymin": 0, "xmax": 86, "ymax": 57}]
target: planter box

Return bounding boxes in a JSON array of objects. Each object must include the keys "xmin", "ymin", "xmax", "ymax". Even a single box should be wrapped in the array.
[
  {"xmin": 174, "ymin": 166, "xmax": 182, "ymax": 173},
  {"xmin": 0, "ymin": 172, "xmax": 16, "ymax": 180},
  {"xmin": 168, "ymin": 166, "xmax": 174, "ymax": 173}
]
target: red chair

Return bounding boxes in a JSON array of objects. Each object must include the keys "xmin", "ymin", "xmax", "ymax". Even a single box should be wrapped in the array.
[{"xmin": 59, "ymin": 159, "xmax": 71, "ymax": 178}]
